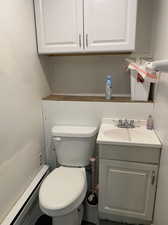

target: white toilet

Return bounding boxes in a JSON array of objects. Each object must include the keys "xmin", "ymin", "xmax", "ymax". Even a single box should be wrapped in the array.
[{"xmin": 39, "ymin": 125, "xmax": 97, "ymax": 225}]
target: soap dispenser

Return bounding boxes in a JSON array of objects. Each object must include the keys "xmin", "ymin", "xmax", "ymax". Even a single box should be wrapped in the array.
[{"xmin": 146, "ymin": 115, "xmax": 154, "ymax": 130}]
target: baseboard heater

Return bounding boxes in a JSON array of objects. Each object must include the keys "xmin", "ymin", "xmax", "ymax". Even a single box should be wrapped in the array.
[{"xmin": 1, "ymin": 165, "xmax": 49, "ymax": 225}]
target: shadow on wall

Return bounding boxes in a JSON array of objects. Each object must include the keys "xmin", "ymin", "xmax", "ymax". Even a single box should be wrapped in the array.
[{"xmin": 40, "ymin": 54, "xmax": 131, "ymax": 96}]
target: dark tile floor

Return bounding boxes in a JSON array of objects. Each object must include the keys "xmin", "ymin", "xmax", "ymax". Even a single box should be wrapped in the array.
[
  {"xmin": 82, "ymin": 221, "xmax": 126, "ymax": 225},
  {"xmin": 82, "ymin": 222, "xmax": 96, "ymax": 225},
  {"xmin": 35, "ymin": 216, "xmax": 95, "ymax": 225},
  {"xmin": 82, "ymin": 222, "xmax": 95, "ymax": 225},
  {"xmin": 82, "ymin": 221, "xmax": 136, "ymax": 225},
  {"xmin": 35, "ymin": 215, "xmax": 52, "ymax": 225},
  {"xmin": 35, "ymin": 215, "xmax": 133, "ymax": 225}
]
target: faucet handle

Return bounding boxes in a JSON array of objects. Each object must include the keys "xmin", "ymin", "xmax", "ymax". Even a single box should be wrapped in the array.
[
  {"xmin": 117, "ymin": 119, "xmax": 123, "ymax": 128},
  {"xmin": 124, "ymin": 119, "xmax": 129, "ymax": 127},
  {"xmin": 130, "ymin": 120, "xmax": 135, "ymax": 128}
]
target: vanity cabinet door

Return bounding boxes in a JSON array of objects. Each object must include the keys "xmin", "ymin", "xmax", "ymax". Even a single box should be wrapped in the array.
[
  {"xmin": 84, "ymin": 0, "xmax": 137, "ymax": 52},
  {"xmin": 34, "ymin": 0, "xmax": 83, "ymax": 54},
  {"xmin": 99, "ymin": 159, "xmax": 158, "ymax": 222}
]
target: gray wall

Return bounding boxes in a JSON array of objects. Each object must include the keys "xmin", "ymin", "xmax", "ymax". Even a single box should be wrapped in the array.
[
  {"xmin": 151, "ymin": 1, "xmax": 168, "ymax": 225},
  {"xmin": 0, "ymin": 0, "xmax": 50, "ymax": 222},
  {"xmin": 46, "ymin": 55, "xmax": 130, "ymax": 95},
  {"xmin": 46, "ymin": 0, "xmax": 154, "ymax": 95}
]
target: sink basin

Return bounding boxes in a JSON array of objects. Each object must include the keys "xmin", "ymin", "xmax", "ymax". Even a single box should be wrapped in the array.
[
  {"xmin": 98, "ymin": 123, "xmax": 130, "ymax": 143},
  {"xmin": 129, "ymin": 127, "xmax": 161, "ymax": 146},
  {"xmin": 103, "ymin": 128, "xmax": 129, "ymax": 142}
]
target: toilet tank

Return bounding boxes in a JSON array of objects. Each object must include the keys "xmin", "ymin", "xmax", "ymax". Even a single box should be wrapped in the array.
[{"xmin": 52, "ymin": 125, "xmax": 97, "ymax": 167}]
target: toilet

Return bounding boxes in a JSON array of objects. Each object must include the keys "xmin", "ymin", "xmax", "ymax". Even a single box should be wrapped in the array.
[{"xmin": 39, "ymin": 125, "xmax": 97, "ymax": 225}]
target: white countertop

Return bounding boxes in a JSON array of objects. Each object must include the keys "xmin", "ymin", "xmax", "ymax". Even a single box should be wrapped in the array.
[{"xmin": 97, "ymin": 118, "xmax": 161, "ymax": 148}]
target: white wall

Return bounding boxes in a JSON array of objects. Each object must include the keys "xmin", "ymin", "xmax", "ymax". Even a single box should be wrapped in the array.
[
  {"xmin": 0, "ymin": 0, "xmax": 50, "ymax": 223},
  {"xmin": 46, "ymin": 0, "xmax": 153, "ymax": 95},
  {"xmin": 42, "ymin": 100, "xmax": 153, "ymax": 168},
  {"xmin": 151, "ymin": 1, "xmax": 168, "ymax": 225},
  {"xmin": 135, "ymin": 0, "xmax": 154, "ymax": 55}
]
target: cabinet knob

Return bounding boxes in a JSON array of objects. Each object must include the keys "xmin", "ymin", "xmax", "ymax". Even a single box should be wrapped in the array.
[{"xmin": 151, "ymin": 171, "xmax": 156, "ymax": 185}]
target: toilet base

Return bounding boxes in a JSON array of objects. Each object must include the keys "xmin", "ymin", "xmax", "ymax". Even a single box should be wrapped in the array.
[{"xmin": 52, "ymin": 205, "xmax": 83, "ymax": 225}]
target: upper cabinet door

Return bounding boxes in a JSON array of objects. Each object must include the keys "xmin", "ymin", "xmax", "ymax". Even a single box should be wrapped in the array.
[
  {"xmin": 84, "ymin": 0, "xmax": 137, "ymax": 52},
  {"xmin": 34, "ymin": 0, "xmax": 83, "ymax": 54}
]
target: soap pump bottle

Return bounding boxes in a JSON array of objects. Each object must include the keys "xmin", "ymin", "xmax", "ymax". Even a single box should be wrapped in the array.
[
  {"xmin": 146, "ymin": 115, "xmax": 154, "ymax": 130},
  {"xmin": 105, "ymin": 75, "xmax": 112, "ymax": 100}
]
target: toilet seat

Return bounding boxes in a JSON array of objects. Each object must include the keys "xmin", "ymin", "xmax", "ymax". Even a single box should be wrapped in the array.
[{"xmin": 39, "ymin": 166, "xmax": 87, "ymax": 217}]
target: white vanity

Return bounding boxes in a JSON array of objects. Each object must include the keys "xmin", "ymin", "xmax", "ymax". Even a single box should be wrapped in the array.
[{"xmin": 97, "ymin": 119, "xmax": 161, "ymax": 224}]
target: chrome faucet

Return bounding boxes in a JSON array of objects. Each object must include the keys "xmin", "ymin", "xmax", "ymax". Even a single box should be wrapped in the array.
[{"xmin": 117, "ymin": 119, "xmax": 135, "ymax": 128}]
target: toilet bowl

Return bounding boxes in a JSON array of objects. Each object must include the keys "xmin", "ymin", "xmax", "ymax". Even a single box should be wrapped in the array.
[
  {"xmin": 39, "ymin": 125, "xmax": 97, "ymax": 225},
  {"xmin": 39, "ymin": 166, "xmax": 87, "ymax": 225}
]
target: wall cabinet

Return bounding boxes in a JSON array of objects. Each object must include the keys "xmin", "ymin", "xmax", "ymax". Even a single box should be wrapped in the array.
[
  {"xmin": 99, "ymin": 159, "xmax": 158, "ymax": 222},
  {"xmin": 34, "ymin": 0, "xmax": 83, "ymax": 54},
  {"xmin": 34, "ymin": 0, "xmax": 137, "ymax": 54}
]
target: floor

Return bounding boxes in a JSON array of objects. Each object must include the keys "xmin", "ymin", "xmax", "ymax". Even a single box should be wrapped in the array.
[
  {"xmin": 83, "ymin": 221, "xmax": 135, "ymax": 225},
  {"xmin": 35, "ymin": 215, "xmax": 132, "ymax": 225},
  {"xmin": 82, "ymin": 222, "xmax": 95, "ymax": 225},
  {"xmin": 35, "ymin": 215, "xmax": 52, "ymax": 225}
]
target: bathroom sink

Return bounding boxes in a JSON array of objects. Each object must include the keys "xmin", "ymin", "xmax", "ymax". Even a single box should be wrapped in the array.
[
  {"xmin": 102, "ymin": 128, "xmax": 129, "ymax": 142},
  {"xmin": 129, "ymin": 127, "xmax": 161, "ymax": 146},
  {"xmin": 97, "ymin": 122, "xmax": 130, "ymax": 144},
  {"xmin": 97, "ymin": 118, "xmax": 161, "ymax": 148}
]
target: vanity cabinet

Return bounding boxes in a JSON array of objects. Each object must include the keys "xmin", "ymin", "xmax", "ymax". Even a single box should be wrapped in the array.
[
  {"xmin": 98, "ymin": 144, "xmax": 160, "ymax": 224},
  {"xmin": 34, "ymin": 0, "xmax": 137, "ymax": 54},
  {"xmin": 99, "ymin": 159, "xmax": 158, "ymax": 222}
]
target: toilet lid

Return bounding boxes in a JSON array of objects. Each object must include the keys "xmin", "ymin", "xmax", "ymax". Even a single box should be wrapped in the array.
[{"xmin": 39, "ymin": 166, "xmax": 87, "ymax": 217}]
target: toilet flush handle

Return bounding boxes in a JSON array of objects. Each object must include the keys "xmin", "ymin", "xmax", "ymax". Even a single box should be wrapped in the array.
[
  {"xmin": 52, "ymin": 137, "xmax": 61, "ymax": 152},
  {"xmin": 53, "ymin": 137, "xmax": 61, "ymax": 142}
]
